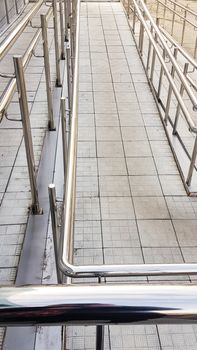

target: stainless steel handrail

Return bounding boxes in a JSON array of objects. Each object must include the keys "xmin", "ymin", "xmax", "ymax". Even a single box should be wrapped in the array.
[
  {"xmin": 57, "ymin": 0, "xmax": 197, "ymax": 279},
  {"xmin": 156, "ymin": 0, "xmax": 197, "ymax": 21},
  {"xmin": 0, "ymin": 0, "xmax": 44, "ymax": 61},
  {"xmin": 1, "ymin": 284, "xmax": 197, "ymax": 326},
  {"xmin": 0, "ymin": 8, "xmax": 53, "ymax": 121}
]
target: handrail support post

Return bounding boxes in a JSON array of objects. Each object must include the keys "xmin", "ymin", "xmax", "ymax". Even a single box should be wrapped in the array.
[
  {"xmin": 13, "ymin": 55, "xmax": 42, "ymax": 215},
  {"xmin": 41, "ymin": 14, "xmax": 55, "ymax": 131}
]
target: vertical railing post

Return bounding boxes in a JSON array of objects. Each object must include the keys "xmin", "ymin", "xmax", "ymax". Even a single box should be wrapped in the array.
[
  {"xmin": 194, "ymin": 36, "xmax": 197, "ymax": 60},
  {"xmin": 132, "ymin": 5, "xmax": 136, "ymax": 33},
  {"xmin": 150, "ymin": 19, "xmax": 159, "ymax": 83},
  {"xmin": 181, "ymin": 9, "xmax": 187, "ymax": 46},
  {"xmin": 171, "ymin": 0, "xmax": 176, "ymax": 35},
  {"xmin": 41, "ymin": 14, "xmax": 55, "ymax": 131},
  {"xmin": 48, "ymin": 184, "xmax": 62, "ymax": 283},
  {"xmin": 61, "ymin": 97, "xmax": 68, "ymax": 185},
  {"xmin": 4, "ymin": 0, "xmax": 10, "ymax": 24},
  {"xmin": 64, "ymin": 0, "xmax": 69, "ymax": 41},
  {"xmin": 59, "ymin": 0, "xmax": 66, "ymax": 59},
  {"xmin": 14, "ymin": 0, "xmax": 19, "ymax": 14},
  {"xmin": 186, "ymin": 135, "xmax": 197, "ymax": 187},
  {"xmin": 157, "ymin": 48, "xmax": 166, "ymax": 100},
  {"xmin": 138, "ymin": 11, "xmax": 145, "ymax": 55},
  {"xmin": 127, "ymin": 0, "xmax": 130, "ymax": 18},
  {"xmin": 173, "ymin": 62, "xmax": 189, "ymax": 135},
  {"xmin": 96, "ymin": 277, "xmax": 105, "ymax": 350},
  {"xmin": 66, "ymin": 43, "xmax": 72, "ymax": 117},
  {"xmin": 164, "ymin": 47, "xmax": 178, "ymax": 124},
  {"xmin": 146, "ymin": 25, "xmax": 153, "ymax": 70},
  {"xmin": 13, "ymin": 56, "xmax": 42, "ymax": 215},
  {"xmin": 52, "ymin": 0, "xmax": 62, "ymax": 86}
]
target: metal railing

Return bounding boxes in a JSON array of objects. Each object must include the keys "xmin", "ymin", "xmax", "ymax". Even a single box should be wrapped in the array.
[
  {"xmin": 0, "ymin": 0, "xmax": 27, "ymax": 30},
  {"xmin": 125, "ymin": 0, "xmax": 197, "ymax": 194},
  {"xmin": 145, "ymin": 0, "xmax": 197, "ymax": 58},
  {"xmin": 0, "ymin": 0, "xmax": 67, "ymax": 213},
  {"xmin": 47, "ymin": 0, "xmax": 197, "ymax": 346},
  {"xmin": 1, "ymin": 284, "xmax": 197, "ymax": 326}
]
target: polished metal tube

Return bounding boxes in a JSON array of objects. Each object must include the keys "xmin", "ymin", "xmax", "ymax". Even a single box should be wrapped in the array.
[
  {"xmin": 61, "ymin": 97, "xmax": 68, "ymax": 185},
  {"xmin": 0, "ymin": 8, "xmax": 53, "ymax": 121},
  {"xmin": 164, "ymin": 47, "xmax": 178, "ymax": 124},
  {"xmin": 1, "ymin": 284, "xmax": 197, "ymax": 326},
  {"xmin": 59, "ymin": 0, "xmax": 65, "ymax": 59},
  {"xmin": 0, "ymin": 0, "xmax": 43, "ymax": 60},
  {"xmin": 4, "ymin": 0, "xmax": 10, "ymax": 24},
  {"xmin": 13, "ymin": 56, "xmax": 41, "ymax": 215},
  {"xmin": 137, "ymin": 0, "xmax": 197, "ymax": 111},
  {"xmin": 41, "ymin": 14, "xmax": 55, "ymax": 131},
  {"xmin": 48, "ymin": 184, "xmax": 62, "ymax": 283},
  {"xmin": 52, "ymin": 0, "xmax": 62, "ymax": 86}
]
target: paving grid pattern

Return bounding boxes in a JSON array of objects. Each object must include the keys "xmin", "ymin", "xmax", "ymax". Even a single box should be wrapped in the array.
[
  {"xmin": 0, "ymin": 3, "xmax": 58, "ymax": 348},
  {"xmin": 66, "ymin": 2, "xmax": 197, "ymax": 349}
]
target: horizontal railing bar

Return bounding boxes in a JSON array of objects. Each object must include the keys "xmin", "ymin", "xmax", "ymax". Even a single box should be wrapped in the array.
[
  {"xmin": 156, "ymin": 0, "xmax": 197, "ymax": 30},
  {"xmin": 160, "ymin": 26, "xmax": 197, "ymax": 70},
  {"xmin": 0, "ymin": 0, "xmax": 44, "ymax": 61},
  {"xmin": 58, "ymin": 0, "xmax": 197, "ymax": 280},
  {"xmin": 157, "ymin": 0, "xmax": 197, "ymax": 19},
  {"xmin": 1, "ymin": 284, "xmax": 197, "ymax": 326},
  {"xmin": 0, "ymin": 7, "xmax": 53, "ymax": 121},
  {"xmin": 136, "ymin": 0, "xmax": 197, "ymax": 112}
]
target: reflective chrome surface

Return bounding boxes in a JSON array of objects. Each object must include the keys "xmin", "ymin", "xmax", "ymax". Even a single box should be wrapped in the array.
[{"xmin": 1, "ymin": 284, "xmax": 197, "ymax": 326}]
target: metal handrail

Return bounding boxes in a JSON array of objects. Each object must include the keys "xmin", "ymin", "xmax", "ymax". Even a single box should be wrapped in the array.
[
  {"xmin": 0, "ymin": 8, "xmax": 53, "ymax": 121},
  {"xmin": 156, "ymin": 0, "xmax": 197, "ymax": 20},
  {"xmin": 56, "ymin": 0, "xmax": 197, "ymax": 279},
  {"xmin": 0, "ymin": 0, "xmax": 44, "ymax": 61},
  {"xmin": 156, "ymin": 0, "xmax": 197, "ymax": 30},
  {"xmin": 1, "ymin": 284, "xmax": 197, "ymax": 326}
]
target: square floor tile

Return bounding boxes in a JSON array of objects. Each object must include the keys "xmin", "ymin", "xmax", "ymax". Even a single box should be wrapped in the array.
[
  {"xmin": 96, "ymin": 127, "xmax": 121, "ymax": 141},
  {"xmin": 126, "ymin": 157, "xmax": 156, "ymax": 175},
  {"xmin": 124, "ymin": 141, "xmax": 152, "ymax": 157},
  {"xmin": 173, "ymin": 220, "xmax": 197, "ymax": 246},
  {"xmin": 102, "ymin": 220, "xmax": 140, "ymax": 248},
  {"xmin": 97, "ymin": 141, "xmax": 124, "ymax": 157},
  {"xmin": 121, "ymin": 127, "xmax": 147, "ymax": 141},
  {"xmin": 159, "ymin": 175, "xmax": 186, "ymax": 196},
  {"xmin": 133, "ymin": 197, "xmax": 170, "ymax": 219},
  {"xmin": 101, "ymin": 197, "xmax": 135, "ymax": 220},
  {"xmin": 99, "ymin": 176, "xmax": 130, "ymax": 196},
  {"xmin": 98, "ymin": 158, "xmax": 127, "ymax": 175},
  {"xmin": 129, "ymin": 175, "xmax": 162, "ymax": 196},
  {"xmin": 138, "ymin": 220, "xmax": 178, "ymax": 247}
]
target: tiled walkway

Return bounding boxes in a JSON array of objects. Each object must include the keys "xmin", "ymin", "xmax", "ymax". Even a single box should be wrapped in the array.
[{"xmin": 66, "ymin": 2, "xmax": 197, "ymax": 349}]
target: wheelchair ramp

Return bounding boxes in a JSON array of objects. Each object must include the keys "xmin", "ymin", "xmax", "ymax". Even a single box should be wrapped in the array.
[{"xmin": 65, "ymin": 1, "xmax": 197, "ymax": 349}]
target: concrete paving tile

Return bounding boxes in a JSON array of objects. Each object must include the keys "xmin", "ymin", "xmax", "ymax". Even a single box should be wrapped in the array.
[
  {"xmin": 74, "ymin": 221, "xmax": 102, "ymax": 249},
  {"xmin": 129, "ymin": 176, "xmax": 162, "ymax": 196},
  {"xmin": 104, "ymin": 247, "xmax": 143, "ymax": 264},
  {"xmin": 133, "ymin": 197, "xmax": 170, "ymax": 219},
  {"xmin": 98, "ymin": 157, "xmax": 127, "ymax": 175},
  {"xmin": 76, "ymin": 176, "xmax": 98, "ymax": 197},
  {"xmin": 77, "ymin": 158, "xmax": 98, "ymax": 176},
  {"xmin": 173, "ymin": 219, "xmax": 197, "ymax": 246},
  {"xmin": 97, "ymin": 141, "xmax": 124, "ymax": 157},
  {"xmin": 96, "ymin": 126, "xmax": 121, "ymax": 141},
  {"xmin": 166, "ymin": 196, "xmax": 197, "ymax": 219},
  {"xmin": 159, "ymin": 175, "xmax": 186, "ymax": 196},
  {"xmin": 102, "ymin": 220, "xmax": 140, "ymax": 248},
  {"xmin": 75, "ymin": 197, "xmax": 100, "ymax": 221},
  {"xmin": 154, "ymin": 157, "xmax": 179, "ymax": 175},
  {"xmin": 121, "ymin": 126, "xmax": 147, "ymax": 141},
  {"xmin": 126, "ymin": 157, "xmax": 156, "ymax": 175},
  {"xmin": 78, "ymin": 127, "xmax": 95, "ymax": 141},
  {"xmin": 124, "ymin": 141, "xmax": 152, "ymax": 157},
  {"xmin": 138, "ymin": 220, "xmax": 178, "ymax": 247},
  {"xmin": 77, "ymin": 141, "xmax": 96, "ymax": 158},
  {"xmin": 101, "ymin": 196, "xmax": 135, "ymax": 220},
  {"xmin": 99, "ymin": 175, "xmax": 130, "ymax": 196},
  {"xmin": 95, "ymin": 113, "xmax": 119, "ymax": 127}
]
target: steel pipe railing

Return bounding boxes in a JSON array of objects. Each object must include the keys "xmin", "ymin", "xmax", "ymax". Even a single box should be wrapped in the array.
[
  {"xmin": 126, "ymin": 0, "xmax": 197, "ymax": 188},
  {"xmin": 2, "ymin": 284, "xmax": 197, "ymax": 326},
  {"xmin": 0, "ymin": 0, "xmax": 44, "ymax": 61},
  {"xmin": 54, "ymin": 0, "xmax": 197, "ymax": 279},
  {"xmin": 0, "ymin": 8, "xmax": 53, "ymax": 122}
]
